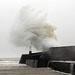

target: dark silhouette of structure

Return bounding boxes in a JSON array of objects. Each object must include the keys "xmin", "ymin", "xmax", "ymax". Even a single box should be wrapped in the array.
[{"xmin": 19, "ymin": 46, "xmax": 75, "ymax": 75}]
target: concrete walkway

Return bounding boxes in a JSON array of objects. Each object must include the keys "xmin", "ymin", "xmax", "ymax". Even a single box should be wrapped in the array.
[{"xmin": 0, "ymin": 59, "xmax": 69, "ymax": 75}]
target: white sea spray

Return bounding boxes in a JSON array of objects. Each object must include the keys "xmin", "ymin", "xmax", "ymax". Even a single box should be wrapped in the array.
[{"xmin": 10, "ymin": 6, "xmax": 59, "ymax": 51}]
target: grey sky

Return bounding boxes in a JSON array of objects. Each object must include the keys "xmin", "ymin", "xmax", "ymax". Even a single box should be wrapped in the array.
[{"xmin": 0, "ymin": 0, "xmax": 75, "ymax": 57}]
